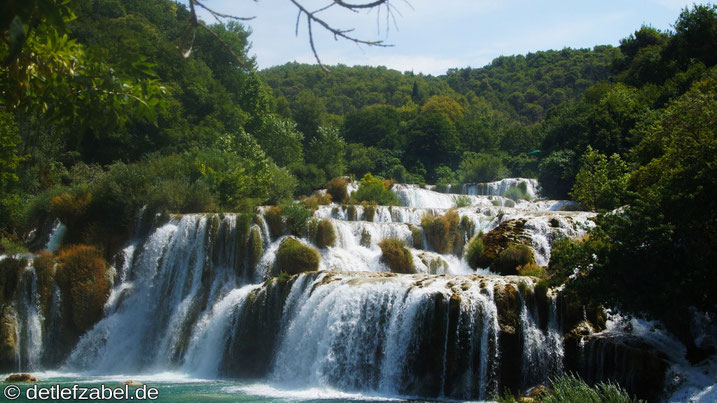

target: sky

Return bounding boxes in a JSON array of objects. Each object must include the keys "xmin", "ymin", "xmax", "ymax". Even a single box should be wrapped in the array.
[{"xmin": 195, "ymin": 0, "xmax": 705, "ymax": 75}]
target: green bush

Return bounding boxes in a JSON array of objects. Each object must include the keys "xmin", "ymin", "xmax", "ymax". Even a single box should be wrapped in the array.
[
  {"xmin": 458, "ymin": 152, "xmax": 509, "ymax": 183},
  {"xmin": 289, "ymin": 162, "xmax": 326, "ymax": 197},
  {"xmin": 325, "ymin": 177, "xmax": 349, "ymax": 203},
  {"xmin": 351, "ymin": 173, "xmax": 399, "ymax": 206},
  {"xmin": 315, "ymin": 219, "xmax": 336, "ymax": 248},
  {"xmin": 516, "ymin": 262, "xmax": 547, "ymax": 278},
  {"xmin": 465, "ymin": 235, "xmax": 484, "ymax": 269},
  {"xmin": 378, "ymin": 238, "xmax": 414, "ymax": 274},
  {"xmin": 504, "ymin": 184, "xmax": 531, "ymax": 202},
  {"xmin": 454, "ymin": 195, "xmax": 472, "ymax": 208},
  {"xmin": 282, "ymin": 203, "xmax": 312, "ymax": 236},
  {"xmin": 492, "ymin": 244, "xmax": 535, "ymax": 275},
  {"xmin": 276, "ymin": 237, "xmax": 320, "ymax": 275},
  {"xmin": 0, "ymin": 237, "xmax": 27, "ymax": 255}
]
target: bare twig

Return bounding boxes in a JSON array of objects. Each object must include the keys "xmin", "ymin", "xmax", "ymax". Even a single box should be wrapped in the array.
[{"xmin": 183, "ymin": 0, "xmax": 403, "ymax": 72}]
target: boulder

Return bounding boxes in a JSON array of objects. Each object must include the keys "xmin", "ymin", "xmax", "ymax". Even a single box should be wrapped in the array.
[
  {"xmin": 475, "ymin": 219, "xmax": 533, "ymax": 269},
  {"xmin": 5, "ymin": 373, "xmax": 39, "ymax": 382}
]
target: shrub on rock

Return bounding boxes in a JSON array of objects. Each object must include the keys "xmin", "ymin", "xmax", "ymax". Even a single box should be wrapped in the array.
[
  {"xmin": 378, "ymin": 238, "xmax": 414, "ymax": 274},
  {"xmin": 492, "ymin": 244, "xmax": 535, "ymax": 275},
  {"xmin": 263, "ymin": 206, "xmax": 283, "ymax": 239},
  {"xmin": 465, "ymin": 235, "xmax": 484, "ymax": 269},
  {"xmin": 55, "ymin": 245, "xmax": 110, "ymax": 334},
  {"xmin": 276, "ymin": 237, "xmax": 320, "ymax": 275},
  {"xmin": 326, "ymin": 177, "xmax": 349, "ymax": 203},
  {"xmin": 421, "ymin": 210, "xmax": 466, "ymax": 255},
  {"xmin": 315, "ymin": 219, "xmax": 336, "ymax": 248}
]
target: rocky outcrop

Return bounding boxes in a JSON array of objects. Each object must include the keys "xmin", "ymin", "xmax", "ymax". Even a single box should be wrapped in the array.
[
  {"xmin": 0, "ymin": 304, "xmax": 18, "ymax": 372},
  {"xmin": 475, "ymin": 219, "xmax": 533, "ymax": 270},
  {"xmin": 494, "ymin": 282, "xmax": 524, "ymax": 392},
  {"xmin": 564, "ymin": 332, "xmax": 670, "ymax": 402}
]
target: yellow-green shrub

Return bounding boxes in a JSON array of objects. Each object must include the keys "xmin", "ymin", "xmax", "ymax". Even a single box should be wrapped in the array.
[
  {"xmin": 492, "ymin": 244, "xmax": 535, "ymax": 275},
  {"xmin": 276, "ymin": 237, "xmax": 320, "ymax": 275},
  {"xmin": 516, "ymin": 262, "xmax": 546, "ymax": 278},
  {"xmin": 55, "ymin": 245, "xmax": 110, "ymax": 333},
  {"xmin": 421, "ymin": 210, "xmax": 464, "ymax": 255},
  {"xmin": 378, "ymin": 238, "xmax": 414, "ymax": 274},
  {"xmin": 315, "ymin": 220, "xmax": 336, "ymax": 248}
]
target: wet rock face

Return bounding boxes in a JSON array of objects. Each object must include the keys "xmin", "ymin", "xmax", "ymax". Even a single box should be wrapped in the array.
[
  {"xmin": 221, "ymin": 277, "xmax": 294, "ymax": 378},
  {"xmin": 493, "ymin": 283, "xmax": 524, "ymax": 392},
  {"xmin": 0, "ymin": 305, "xmax": 18, "ymax": 372},
  {"xmin": 564, "ymin": 333, "xmax": 670, "ymax": 402}
]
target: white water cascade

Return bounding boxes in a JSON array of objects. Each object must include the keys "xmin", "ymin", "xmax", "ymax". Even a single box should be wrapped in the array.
[{"xmin": 6, "ymin": 178, "xmax": 674, "ymax": 400}]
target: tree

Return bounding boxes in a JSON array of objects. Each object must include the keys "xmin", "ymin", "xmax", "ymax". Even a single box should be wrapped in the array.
[
  {"xmin": 404, "ymin": 112, "xmax": 460, "ymax": 177},
  {"xmin": 342, "ymin": 104, "xmax": 400, "ymax": 147},
  {"xmin": 306, "ymin": 126, "xmax": 346, "ymax": 179},
  {"xmin": 254, "ymin": 114, "xmax": 304, "ymax": 167},
  {"xmin": 570, "ymin": 146, "xmax": 628, "ymax": 210}
]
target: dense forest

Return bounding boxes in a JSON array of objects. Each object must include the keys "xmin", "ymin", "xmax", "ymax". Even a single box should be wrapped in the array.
[{"xmin": 1, "ymin": 0, "xmax": 716, "ymax": 377}]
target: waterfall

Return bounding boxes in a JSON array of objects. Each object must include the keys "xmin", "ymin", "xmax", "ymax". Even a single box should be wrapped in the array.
[
  {"xmin": 13, "ymin": 264, "xmax": 44, "ymax": 371},
  {"xmin": 6, "ymin": 178, "xmax": 657, "ymax": 400}
]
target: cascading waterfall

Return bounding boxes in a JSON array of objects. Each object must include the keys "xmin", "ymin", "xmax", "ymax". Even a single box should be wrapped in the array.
[
  {"xmin": 6, "ymin": 178, "xmax": 658, "ymax": 400},
  {"xmin": 13, "ymin": 264, "xmax": 44, "ymax": 371}
]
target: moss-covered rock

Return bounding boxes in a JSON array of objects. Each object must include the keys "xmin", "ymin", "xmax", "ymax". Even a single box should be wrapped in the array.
[
  {"xmin": 362, "ymin": 202, "xmax": 377, "ymax": 222},
  {"xmin": 248, "ymin": 226, "xmax": 263, "ymax": 270},
  {"xmin": 5, "ymin": 373, "xmax": 39, "ymax": 382},
  {"xmin": 276, "ymin": 237, "xmax": 320, "ymax": 275},
  {"xmin": 315, "ymin": 220, "xmax": 336, "ymax": 248},
  {"xmin": 408, "ymin": 224, "xmax": 423, "ymax": 249},
  {"xmin": 263, "ymin": 206, "xmax": 283, "ymax": 239},
  {"xmin": 417, "ymin": 253, "xmax": 448, "ymax": 274},
  {"xmin": 55, "ymin": 245, "xmax": 111, "ymax": 335},
  {"xmin": 474, "ymin": 219, "xmax": 532, "ymax": 269},
  {"xmin": 492, "ymin": 244, "xmax": 535, "ymax": 275},
  {"xmin": 32, "ymin": 251, "xmax": 56, "ymax": 317},
  {"xmin": 346, "ymin": 205, "xmax": 357, "ymax": 221},
  {"xmin": 0, "ymin": 305, "xmax": 18, "ymax": 371},
  {"xmin": 378, "ymin": 239, "xmax": 415, "ymax": 274},
  {"xmin": 359, "ymin": 228, "xmax": 371, "ymax": 247},
  {"xmin": 559, "ymin": 288, "xmax": 606, "ymax": 335},
  {"xmin": 494, "ymin": 283, "xmax": 522, "ymax": 335}
]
